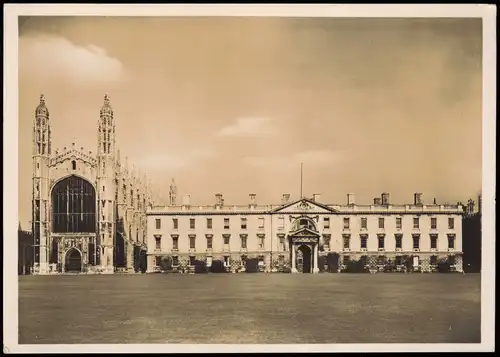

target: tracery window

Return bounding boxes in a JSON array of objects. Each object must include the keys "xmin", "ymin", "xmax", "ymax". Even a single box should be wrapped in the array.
[{"xmin": 51, "ymin": 175, "xmax": 96, "ymax": 233}]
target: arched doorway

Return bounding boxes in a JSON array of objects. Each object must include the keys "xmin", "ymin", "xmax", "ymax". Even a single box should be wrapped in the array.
[
  {"xmin": 297, "ymin": 245, "xmax": 312, "ymax": 274},
  {"xmin": 65, "ymin": 248, "xmax": 82, "ymax": 272}
]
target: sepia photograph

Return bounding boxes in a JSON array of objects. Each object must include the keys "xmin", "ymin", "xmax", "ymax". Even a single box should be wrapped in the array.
[{"xmin": 3, "ymin": 4, "xmax": 496, "ymax": 354}]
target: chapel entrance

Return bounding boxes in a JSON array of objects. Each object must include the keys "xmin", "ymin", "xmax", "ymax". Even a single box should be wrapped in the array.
[
  {"xmin": 297, "ymin": 245, "xmax": 312, "ymax": 274},
  {"xmin": 65, "ymin": 248, "xmax": 82, "ymax": 272}
]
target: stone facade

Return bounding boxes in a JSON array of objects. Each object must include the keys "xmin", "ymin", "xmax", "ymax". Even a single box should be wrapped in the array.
[
  {"xmin": 146, "ymin": 191, "xmax": 464, "ymax": 273},
  {"xmin": 31, "ymin": 95, "xmax": 157, "ymax": 275}
]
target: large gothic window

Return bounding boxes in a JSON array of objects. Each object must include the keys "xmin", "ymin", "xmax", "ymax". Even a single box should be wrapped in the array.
[{"xmin": 52, "ymin": 175, "xmax": 96, "ymax": 233}]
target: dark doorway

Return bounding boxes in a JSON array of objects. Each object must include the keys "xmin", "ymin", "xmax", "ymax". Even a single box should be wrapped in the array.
[
  {"xmin": 65, "ymin": 248, "xmax": 82, "ymax": 272},
  {"xmin": 298, "ymin": 245, "xmax": 312, "ymax": 274}
]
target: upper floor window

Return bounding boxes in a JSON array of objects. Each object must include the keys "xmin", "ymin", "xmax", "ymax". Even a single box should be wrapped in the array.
[
  {"xmin": 207, "ymin": 218, "xmax": 212, "ymax": 229},
  {"xmin": 413, "ymin": 235, "xmax": 420, "ymax": 249},
  {"xmin": 448, "ymin": 217, "xmax": 455, "ymax": 229},
  {"xmin": 324, "ymin": 217, "xmax": 330, "ymax": 229},
  {"xmin": 223, "ymin": 235, "xmax": 230, "ymax": 245},
  {"xmin": 155, "ymin": 236, "xmax": 161, "ymax": 250},
  {"xmin": 378, "ymin": 217, "xmax": 385, "ymax": 229},
  {"xmin": 378, "ymin": 235, "xmax": 385, "ymax": 249},
  {"xmin": 396, "ymin": 217, "xmax": 402, "ymax": 229},
  {"xmin": 360, "ymin": 217, "xmax": 367, "ymax": 229},
  {"xmin": 172, "ymin": 218, "xmax": 178, "ymax": 230},
  {"xmin": 258, "ymin": 217, "xmax": 265, "ymax": 229},
  {"xmin": 278, "ymin": 217, "xmax": 285, "ymax": 229},
  {"xmin": 189, "ymin": 236, "xmax": 196, "ymax": 249},
  {"xmin": 430, "ymin": 234, "xmax": 438, "ymax": 249},
  {"xmin": 241, "ymin": 236, "xmax": 247, "ymax": 249},
  {"xmin": 206, "ymin": 236, "xmax": 213, "ymax": 249},
  {"xmin": 155, "ymin": 218, "xmax": 161, "ymax": 230},
  {"xmin": 189, "ymin": 218, "xmax": 195, "ymax": 229},
  {"xmin": 413, "ymin": 217, "xmax": 420, "ymax": 229},
  {"xmin": 447, "ymin": 234, "xmax": 455, "ymax": 249},
  {"xmin": 279, "ymin": 236, "xmax": 286, "ymax": 251},
  {"xmin": 395, "ymin": 234, "xmax": 402, "ymax": 249},
  {"xmin": 343, "ymin": 235, "xmax": 350, "ymax": 249},
  {"xmin": 172, "ymin": 236, "xmax": 178, "ymax": 250},
  {"xmin": 224, "ymin": 218, "xmax": 230, "ymax": 230},
  {"xmin": 360, "ymin": 235, "xmax": 368, "ymax": 249},
  {"xmin": 431, "ymin": 217, "xmax": 437, "ymax": 229},
  {"xmin": 72, "ymin": 160, "xmax": 76, "ymax": 170},
  {"xmin": 343, "ymin": 217, "xmax": 350, "ymax": 229},
  {"xmin": 241, "ymin": 217, "xmax": 247, "ymax": 229}
]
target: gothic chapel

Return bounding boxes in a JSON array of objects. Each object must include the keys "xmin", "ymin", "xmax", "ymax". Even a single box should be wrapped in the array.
[{"xmin": 31, "ymin": 94, "xmax": 156, "ymax": 274}]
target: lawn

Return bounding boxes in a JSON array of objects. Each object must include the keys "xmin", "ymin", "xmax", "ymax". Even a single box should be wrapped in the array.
[{"xmin": 18, "ymin": 273, "xmax": 481, "ymax": 344}]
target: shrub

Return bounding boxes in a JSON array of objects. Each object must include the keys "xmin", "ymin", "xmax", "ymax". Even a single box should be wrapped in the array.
[
  {"xmin": 326, "ymin": 253, "xmax": 340, "ymax": 273},
  {"xmin": 193, "ymin": 259, "xmax": 208, "ymax": 274},
  {"xmin": 245, "ymin": 258, "xmax": 259, "ymax": 273},
  {"xmin": 383, "ymin": 260, "xmax": 397, "ymax": 273},
  {"xmin": 209, "ymin": 260, "xmax": 226, "ymax": 273},
  {"xmin": 158, "ymin": 256, "xmax": 172, "ymax": 272},
  {"xmin": 318, "ymin": 255, "xmax": 327, "ymax": 273},
  {"xmin": 437, "ymin": 260, "xmax": 452, "ymax": 273},
  {"xmin": 343, "ymin": 259, "xmax": 368, "ymax": 273}
]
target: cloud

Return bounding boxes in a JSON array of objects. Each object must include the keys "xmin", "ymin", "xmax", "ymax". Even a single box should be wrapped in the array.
[
  {"xmin": 19, "ymin": 35, "xmax": 126, "ymax": 83},
  {"xmin": 216, "ymin": 117, "xmax": 278, "ymax": 137},
  {"xmin": 138, "ymin": 148, "xmax": 215, "ymax": 171},
  {"xmin": 244, "ymin": 150, "xmax": 342, "ymax": 169}
]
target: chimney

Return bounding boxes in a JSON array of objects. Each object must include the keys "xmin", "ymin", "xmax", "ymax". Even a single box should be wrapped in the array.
[
  {"xmin": 381, "ymin": 192, "xmax": 390, "ymax": 205},
  {"xmin": 249, "ymin": 193, "xmax": 256, "ymax": 205},
  {"xmin": 347, "ymin": 193, "xmax": 355, "ymax": 205},
  {"xmin": 282, "ymin": 193, "xmax": 290, "ymax": 204},
  {"xmin": 182, "ymin": 194, "xmax": 191, "ymax": 206},
  {"xmin": 312, "ymin": 193, "xmax": 321, "ymax": 202},
  {"xmin": 373, "ymin": 197, "xmax": 382, "ymax": 205},
  {"xmin": 467, "ymin": 199, "xmax": 475, "ymax": 215},
  {"xmin": 215, "ymin": 193, "xmax": 223, "ymax": 206},
  {"xmin": 433, "ymin": 198, "xmax": 437, "ymax": 205},
  {"xmin": 414, "ymin": 193, "xmax": 423, "ymax": 205}
]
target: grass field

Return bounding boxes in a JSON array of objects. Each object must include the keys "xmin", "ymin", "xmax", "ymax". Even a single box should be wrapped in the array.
[{"xmin": 18, "ymin": 273, "xmax": 481, "ymax": 344}]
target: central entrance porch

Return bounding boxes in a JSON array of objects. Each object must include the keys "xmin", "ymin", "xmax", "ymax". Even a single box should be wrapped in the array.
[{"xmin": 289, "ymin": 228, "xmax": 320, "ymax": 274}]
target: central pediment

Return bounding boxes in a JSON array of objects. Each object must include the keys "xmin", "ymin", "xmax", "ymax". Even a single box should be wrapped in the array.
[
  {"xmin": 272, "ymin": 198, "xmax": 337, "ymax": 213},
  {"xmin": 288, "ymin": 227, "xmax": 321, "ymax": 238},
  {"xmin": 50, "ymin": 147, "xmax": 97, "ymax": 168}
]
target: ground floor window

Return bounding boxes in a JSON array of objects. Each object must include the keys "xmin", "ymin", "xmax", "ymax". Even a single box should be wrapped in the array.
[
  {"xmin": 342, "ymin": 255, "xmax": 350, "ymax": 264},
  {"xmin": 189, "ymin": 255, "xmax": 195, "ymax": 265},
  {"xmin": 206, "ymin": 256, "xmax": 212, "ymax": 267},
  {"xmin": 241, "ymin": 255, "xmax": 247, "ymax": 267},
  {"xmin": 430, "ymin": 255, "xmax": 438, "ymax": 265},
  {"xmin": 413, "ymin": 256, "xmax": 419, "ymax": 267},
  {"xmin": 395, "ymin": 256, "xmax": 402, "ymax": 265},
  {"xmin": 172, "ymin": 256, "xmax": 179, "ymax": 266},
  {"xmin": 360, "ymin": 255, "xmax": 367, "ymax": 266},
  {"xmin": 223, "ymin": 256, "xmax": 230, "ymax": 267},
  {"xmin": 377, "ymin": 255, "xmax": 386, "ymax": 265},
  {"xmin": 155, "ymin": 256, "xmax": 161, "ymax": 266}
]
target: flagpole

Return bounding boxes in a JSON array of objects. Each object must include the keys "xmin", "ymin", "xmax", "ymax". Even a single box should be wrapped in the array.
[{"xmin": 300, "ymin": 163, "xmax": 303, "ymax": 198}]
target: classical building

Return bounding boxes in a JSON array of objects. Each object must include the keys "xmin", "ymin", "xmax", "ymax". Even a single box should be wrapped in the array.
[
  {"xmin": 462, "ymin": 195, "xmax": 482, "ymax": 273},
  {"xmin": 147, "ymin": 189, "xmax": 465, "ymax": 273},
  {"xmin": 31, "ymin": 95, "xmax": 157, "ymax": 274}
]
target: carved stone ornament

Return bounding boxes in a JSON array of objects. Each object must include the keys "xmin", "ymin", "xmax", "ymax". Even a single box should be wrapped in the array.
[
  {"xmin": 291, "ymin": 236, "xmax": 319, "ymax": 243},
  {"xmin": 296, "ymin": 201, "xmax": 312, "ymax": 212}
]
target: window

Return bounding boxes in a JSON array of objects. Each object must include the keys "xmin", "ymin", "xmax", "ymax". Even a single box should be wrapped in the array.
[
  {"xmin": 343, "ymin": 235, "xmax": 350, "ymax": 249},
  {"xmin": 377, "ymin": 255, "xmax": 386, "ymax": 265},
  {"xmin": 396, "ymin": 217, "xmax": 402, "ymax": 229},
  {"xmin": 207, "ymin": 218, "xmax": 212, "ymax": 229},
  {"xmin": 361, "ymin": 217, "xmax": 367, "ymax": 229},
  {"xmin": 413, "ymin": 235, "xmax": 420, "ymax": 249},
  {"xmin": 430, "ymin": 255, "xmax": 438, "ymax": 265},
  {"xmin": 258, "ymin": 235, "xmax": 265, "ymax": 249},
  {"xmin": 206, "ymin": 256, "xmax": 212, "ymax": 267},
  {"xmin": 324, "ymin": 217, "xmax": 330, "ymax": 229},
  {"xmin": 342, "ymin": 256, "xmax": 350, "ymax": 264},
  {"xmin": 172, "ymin": 237, "xmax": 178, "ymax": 250},
  {"xmin": 395, "ymin": 234, "xmax": 403, "ymax": 249},
  {"xmin": 155, "ymin": 236, "xmax": 161, "ymax": 250},
  {"xmin": 223, "ymin": 235, "xmax": 230, "ymax": 245},
  {"xmin": 155, "ymin": 256, "xmax": 161, "ymax": 266},
  {"xmin": 223, "ymin": 256, "xmax": 230, "ymax": 267},
  {"xmin": 378, "ymin": 235, "xmax": 385, "ymax": 249},
  {"xmin": 172, "ymin": 256, "xmax": 179, "ymax": 266},
  {"xmin": 189, "ymin": 256, "xmax": 195, "ymax": 266},
  {"xmin": 343, "ymin": 217, "xmax": 350, "ymax": 229},
  {"xmin": 278, "ymin": 217, "xmax": 285, "ymax": 229},
  {"xmin": 279, "ymin": 236, "xmax": 286, "ymax": 251},
  {"xmin": 189, "ymin": 236, "xmax": 196, "ymax": 249},
  {"xmin": 241, "ymin": 217, "xmax": 247, "ymax": 229},
  {"xmin": 206, "ymin": 237, "xmax": 213, "ymax": 249},
  {"xmin": 431, "ymin": 217, "xmax": 437, "ymax": 229},
  {"xmin": 323, "ymin": 235, "xmax": 331, "ymax": 248},
  {"xmin": 378, "ymin": 217, "xmax": 385, "ymax": 229},
  {"xmin": 430, "ymin": 234, "xmax": 438, "ymax": 249},
  {"xmin": 448, "ymin": 217, "xmax": 455, "ymax": 229},
  {"xmin": 395, "ymin": 256, "xmax": 402, "ymax": 265},
  {"xmin": 360, "ymin": 255, "xmax": 367, "ymax": 266},
  {"xmin": 190, "ymin": 218, "xmax": 195, "ymax": 229},
  {"xmin": 155, "ymin": 219, "xmax": 161, "ymax": 230},
  {"xmin": 224, "ymin": 218, "xmax": 230, "ymax": 230},
  {"xmin": 413, "ymin": 217, "xmax": 420, "ymax": 229},
  {"xmin": 447, "ymin": 234, "xmax": 455, "ymax": 249},
  {"xmin": 258, "ymin": 217, "xmax": 265, "ymax": 229},
  {"xmin": 172, "ymin": 218, "xmax": 178, "ymax": 230},
  {"xmin": 241, "ymin": 236, "xmax": 247, "ymax": 249},
  {"xmin": 72, "ymin": 160, "xmax": 76, "ymax": 170},
  {"xmin": 360, "ymin": 235, "xmax": 367, "ymax": 249}
]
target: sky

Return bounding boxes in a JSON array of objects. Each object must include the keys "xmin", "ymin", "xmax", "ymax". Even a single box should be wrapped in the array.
[{"xmin": 17, "ymin": 16, "xmax": 483, "ymax": 228}]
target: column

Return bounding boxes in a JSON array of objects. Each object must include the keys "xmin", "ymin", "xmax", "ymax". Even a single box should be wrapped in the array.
[
  {"xmin": 313, "ymin": 243, "xmax": 319, "ymax": 273},
  {"xmin": 291, "ymin": 244, "xmax": 297, "ymax": 273}
]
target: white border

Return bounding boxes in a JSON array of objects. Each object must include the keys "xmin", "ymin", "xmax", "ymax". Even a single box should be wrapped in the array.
[{"xmin": 3, "ymin": 4, "xmax": 496, "ymax": 354}]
